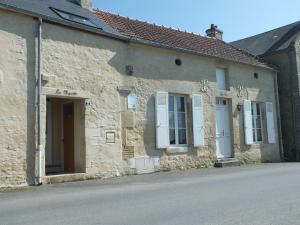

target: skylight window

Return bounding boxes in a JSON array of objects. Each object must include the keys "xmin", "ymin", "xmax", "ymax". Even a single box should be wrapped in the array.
[{"xmin": 51, "ymin": 8, "xmax": 98, "ymax": 28}]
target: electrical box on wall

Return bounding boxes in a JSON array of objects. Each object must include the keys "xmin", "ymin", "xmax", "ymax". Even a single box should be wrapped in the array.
[{"xmin": 129, "ymin": 156, "xmax": 160, "ymax": 174}]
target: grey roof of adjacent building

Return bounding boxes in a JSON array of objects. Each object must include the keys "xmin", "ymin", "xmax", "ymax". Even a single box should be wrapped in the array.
[
  {"xmin": 231, "ymin": 21, "xmax": 300, "ymax": 56},
  {"xmin": 0, "ymin": 0, "xmax": 123, "ymax": 38}
]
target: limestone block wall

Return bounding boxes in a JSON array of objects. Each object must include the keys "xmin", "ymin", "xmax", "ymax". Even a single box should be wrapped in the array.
[
  {"xmin": 0, "ymin": 11, "xmax": 37, "ymax": 188},
  {"xmin": 293, "ymin": 37, "xmax": 300, "ymax": 160},
  {"xmin": 42, "ymin": 23, "xmax": 129, "ymax": 178},
  {"xmin": 264, "ymin": 40, "xmax": 299, "ymax": 161},
  {"xmin": 118, "ymin": 43, "xmax": 281, "ymax": 166},
  {"xmin": 0, "ymin": 8, "xmax": 282, "ymax": 188}
]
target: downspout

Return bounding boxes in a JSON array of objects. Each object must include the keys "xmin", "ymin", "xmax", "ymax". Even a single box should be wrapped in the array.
[
  {"xmin": 274, "ymin": 71, "xmax": 284, "ymax": 161},
  {"xmin": 37, "ymin": 17, "xmax": 43, "ymax": 185}
]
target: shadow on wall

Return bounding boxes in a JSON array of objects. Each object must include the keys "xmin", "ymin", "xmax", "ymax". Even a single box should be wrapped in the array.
[
  {"xmin": 108, "ymin": 45, "xmax": 216, "ymax": 83},
  {"xmin": 143, "ymin": 94, "xmax": 163, "ymax": 157},
  {"xmin": 26, "ymin": 28, "xmax": 37, "ymax": 185}
]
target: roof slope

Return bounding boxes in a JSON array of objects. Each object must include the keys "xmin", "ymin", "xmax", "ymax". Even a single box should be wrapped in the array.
[
  {"xmin": 231, "ymin": 21, "xmax": 300, "ymax": 56},
  {"xmin": 96, "ymin": 10, "xmax": 273, "ymax": 70},
  {"xmin": 0, "ymin": 0, "xmax": 120, "ymax": 36}
]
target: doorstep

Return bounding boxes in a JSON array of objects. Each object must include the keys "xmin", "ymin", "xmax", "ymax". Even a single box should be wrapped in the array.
[
  {"xmin": 44, "ymin": 173, "xmax": 87, "ymax": 184},
  {"xmin": 214, "ymin": 158, "xmax": 241, "ymax": 168}
]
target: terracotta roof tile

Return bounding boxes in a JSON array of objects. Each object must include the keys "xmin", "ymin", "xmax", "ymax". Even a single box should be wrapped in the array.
[{"xmin": 95, "ymin": 10, "xmax": 273, "ymax": 70}]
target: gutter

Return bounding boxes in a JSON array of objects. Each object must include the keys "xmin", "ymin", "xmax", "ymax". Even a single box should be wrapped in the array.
[{"xmin": 37, "ymin": 17, "xmax": 43, "ymax": 185}]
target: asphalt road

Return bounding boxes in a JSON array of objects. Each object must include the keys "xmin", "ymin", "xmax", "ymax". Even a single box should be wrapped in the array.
[{"xmin": 1, "ymin": 163, "xmax": 300, "ymax": 225}]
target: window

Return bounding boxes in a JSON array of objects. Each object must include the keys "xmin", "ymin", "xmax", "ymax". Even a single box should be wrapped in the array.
[
  {"xmin": 216, "ymin": 68, "xmax": 227, "ymax": 91},
  {"xmin": 169, "ymin": 95, "xmax": 187, "ymax": 145},
  {"xmin": 51, "ymin": 8, "xmax": 99, "ymax": 28},
  {"xmin": 251, "ymin": 102, "xmax": 263, "ymax": 143}
]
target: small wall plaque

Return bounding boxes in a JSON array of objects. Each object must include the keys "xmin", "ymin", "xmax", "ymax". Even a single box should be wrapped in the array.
[
  {"xmin": 127, "ymin": 92, "xmax": 137, "ymax": 110},
  {"xmin": 106, "ymin": 132, "xmax": 116, "ymax": 144}
]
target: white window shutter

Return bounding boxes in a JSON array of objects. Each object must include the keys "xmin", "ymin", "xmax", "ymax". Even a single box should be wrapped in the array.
[
  {"xmin": 266, "ymin": 102, "xmax": 276, "ymax": 144},
  {"xmin": 155, "ymin": 92, "xmax": 169, "ymax": 148},
  {"xmin": 192, "ymin": 94, "xmax": 204, "ymax": 147},
  {"xmin": 243, "ymin": 100, "xmax": 253, "ymax": 145}
]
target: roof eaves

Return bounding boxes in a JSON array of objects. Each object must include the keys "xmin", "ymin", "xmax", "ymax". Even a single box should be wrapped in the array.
[
  {"xmin": 128, "ymin": 36, "xmax": 276, "ymax": 72},
  {"xmin": 0, "ymin": 3, "xmax": 277, "ymax": 72}
]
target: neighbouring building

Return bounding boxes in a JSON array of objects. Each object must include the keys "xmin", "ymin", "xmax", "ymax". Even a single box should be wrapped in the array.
[
  {"xmin": 0, "ymin": 0, "xmax": 282, "ymax": 188},
  {"xmin": 232, "ymin": 22, "xmax": 300, "ymax": 161}
]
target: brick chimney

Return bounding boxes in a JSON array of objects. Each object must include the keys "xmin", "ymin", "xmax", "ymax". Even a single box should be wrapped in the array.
[
  {"xmin": 67, "ymin": 0, "xmax": 93, "ymax": 10},
  {"xmin": 206, "ymin": 24, "xmax": 223, "ymax": 40}
]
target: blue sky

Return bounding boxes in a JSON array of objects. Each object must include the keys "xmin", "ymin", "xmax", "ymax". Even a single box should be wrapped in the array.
[{"xmin": 93, "ymin": 0, "xmax": 300, "ymax": 42}]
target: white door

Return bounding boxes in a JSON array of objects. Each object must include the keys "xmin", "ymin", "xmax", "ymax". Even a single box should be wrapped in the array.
[{"xmin": 216, "ymin": 99, "xmax": 232, "ymax": 158}]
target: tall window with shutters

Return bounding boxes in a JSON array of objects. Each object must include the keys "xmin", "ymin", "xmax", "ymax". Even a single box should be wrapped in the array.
[
  {"xmin": 168, "ymin": 95, "xmax": 187, "ymax": 146},
  {"xmin": 251, "ymin": 102, "xmax": 263, "ymax": 143}
]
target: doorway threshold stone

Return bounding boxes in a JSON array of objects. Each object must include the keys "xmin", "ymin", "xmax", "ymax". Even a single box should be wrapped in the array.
[
  {"xmin": 44, "ymin": 173, "xmax": 86, "ymax": 184},
  {"xmin": 214, "ymin": 158, "xmax": 241, "ymax": 168}
]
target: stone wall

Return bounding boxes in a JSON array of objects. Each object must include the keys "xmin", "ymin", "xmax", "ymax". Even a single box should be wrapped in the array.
[
  {"xmin": 0, "ymin": 11, "xmax": 37, "ymax": 188},
  {"xmin": 264, "ymin": 40, "xmax": 300, "ymax": 161},
  {"xmin": 0, "ymin": 8, "xmax": 281, "ymax": 188}
]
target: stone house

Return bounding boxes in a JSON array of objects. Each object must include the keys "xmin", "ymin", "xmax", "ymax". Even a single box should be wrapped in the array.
[
  {"xmin": 0, "ymin": 0, "xmax": 282, "ymax": 188},
  {"xmin": 232, "ymin": 22, "xmax": 300, "ymax": 161}
]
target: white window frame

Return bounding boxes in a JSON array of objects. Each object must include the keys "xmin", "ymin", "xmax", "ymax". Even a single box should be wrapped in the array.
[
  {"xmin": 169, "ymin": 94, "xmax": 188, "ymax": 147},
  {"xmin": 251, "ymin": 102, "xmax": 263, "ymax": 143}
]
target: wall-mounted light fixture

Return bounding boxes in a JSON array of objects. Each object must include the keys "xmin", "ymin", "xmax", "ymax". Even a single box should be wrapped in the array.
[
  {"xmin": 237, "ymin": 103, "xmax": 243, "ymax": 111},
  {"xmin": 126, "ymin": 65, "xmax": 134, "ymax": 76}
]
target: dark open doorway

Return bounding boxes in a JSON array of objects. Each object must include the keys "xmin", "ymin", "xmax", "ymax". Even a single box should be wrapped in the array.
[{"xmin": 45, "ymin": 98, "xmax": 85, "ymax": 175}]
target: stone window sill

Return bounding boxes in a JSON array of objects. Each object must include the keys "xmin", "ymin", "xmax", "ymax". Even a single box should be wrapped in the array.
[{"xmin": 166, "ymin": 147, "xmax": 189, "ymax": 154}]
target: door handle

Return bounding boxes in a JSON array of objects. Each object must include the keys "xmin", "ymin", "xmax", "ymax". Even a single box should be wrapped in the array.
[{"xmin": 222, "ymin": 130, "xmax": 225, "ymax": 136}]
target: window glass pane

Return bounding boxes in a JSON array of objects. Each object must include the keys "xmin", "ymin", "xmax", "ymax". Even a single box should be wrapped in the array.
[
  {"xmin": 176, "ymin": 96, "xmax": 185, "ymax": 112},
  {"xmin": 256, "ymin": 117, "xmax": 262, "ymax": 129},
  {"xmin": 169, "ymin": 96, "xmax": 174, "ymax": 112},
  {"xmin": 257, "ymin": 129, "xmax": 262, "ymax": 142},
  {"xmin": 169, "ymin": 129, "xmax": 176, "ymax": 145},
  {"xmin": 256, "ymin": 104, "xmax": 261, "ymax": 115},
  {"xmin": 169, "ymin": 112, "xmax": 175, "ymax": 129},
  {"xmin": 252, "ymin": 116, "xmax": 255, "ymax": 128},
  {"xmin": 169, "ymin": 95, "xmax": 187, "ymax": 145},
  {"xmin": 253, "ymin": 130, "xmax": 256, "ymax": 142},
  {"xmin": 178, "ymin": 129, "xmax": 187, "ymax": 144},
  {"xmin": 251, "ymin": 102, "xmax": 255, "ymax": 115},
  {"xmin": 51, "ymin": 8, "xmax": 98, "ymax": 28},
  {"xmin": 178, "ymin": 112, "xmax": 186, "ymax": 129}
]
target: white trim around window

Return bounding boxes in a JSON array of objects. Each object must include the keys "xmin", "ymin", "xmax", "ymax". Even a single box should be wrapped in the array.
[
  {"xmin": 168, "ymin": 95, "xmax": 188, "ymax": 147},
  {"xmin": 251, "ymin": 102, "xmax": 263, "ymax": 143}
]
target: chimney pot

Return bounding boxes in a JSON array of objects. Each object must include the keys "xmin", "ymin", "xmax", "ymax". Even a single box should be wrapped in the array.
[
  {"xmin": 206, "ymin": 24, "xmax": 223, "ymax": 40},
  {"xmin": 67, "ymin": 0, "xmax": 93, "ymax": 10}
]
